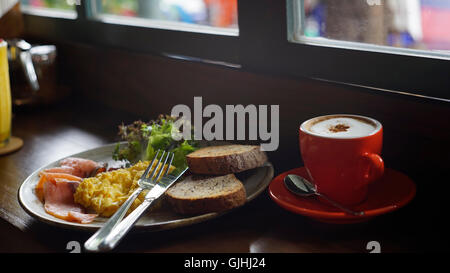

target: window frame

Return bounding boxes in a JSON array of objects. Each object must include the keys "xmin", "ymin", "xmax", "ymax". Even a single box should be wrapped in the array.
[
  {"xmin": 20, "ymin": 0, "xmax": 450, "ymax": 101},
  {"xmin": 23, "ymin": 0, "xmax": 240, "ymax": 64}
]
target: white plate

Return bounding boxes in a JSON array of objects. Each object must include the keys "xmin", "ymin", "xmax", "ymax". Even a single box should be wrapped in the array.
[{"xmin": 18, "ymin": 143, "xmax": 274, "ymax": 231}]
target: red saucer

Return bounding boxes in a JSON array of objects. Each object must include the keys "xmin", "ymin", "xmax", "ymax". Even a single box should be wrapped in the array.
[{"xmin": 269, "ymin": 167, "xmax": 416, "ymax": 224}]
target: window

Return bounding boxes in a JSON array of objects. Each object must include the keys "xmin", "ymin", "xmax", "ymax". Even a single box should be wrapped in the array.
[
  {"xmin": 19, "ymin": 0, "xmax": 450, "ymax": 100},
  {"xmin": 87, "ymin": 0, "xmax": 238, "ymax": 35},
  {"xmin": 282, "ymin": 0, "xmax": 450, "ymax": 100},
  {"xmin": 290, "ymin": 0, "xmax": 450, "ymax": 59},
  {"xmin": 20, "ymin": 0, "xmax": 78, "ymax": 19},
  {"xmin": 90, "ymin": 0, "xmax": 237, "ymax": 29},
  {"xmin": 21, "ymin": 0, "xmax": 239, "ymax": 63}
]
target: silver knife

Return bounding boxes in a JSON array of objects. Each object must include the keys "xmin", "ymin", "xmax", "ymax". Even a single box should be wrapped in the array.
[{"xmin": 94, "ymin": 167, "xmax": 189, "ymax": 251}]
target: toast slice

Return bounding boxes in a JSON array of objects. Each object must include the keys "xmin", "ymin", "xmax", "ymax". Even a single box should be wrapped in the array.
[
  {"xmin": 186, "ymin": 145, "xmax": 267, "ymax": 175},
  {"xmin": 165, "ymin": 174, "xmax": 246, "ymax": 214}
]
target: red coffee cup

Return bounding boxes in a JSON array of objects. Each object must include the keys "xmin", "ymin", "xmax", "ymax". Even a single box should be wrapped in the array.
[{"xmin": 299, "ymin": 114, "xmax": 384, "ymax": 205}]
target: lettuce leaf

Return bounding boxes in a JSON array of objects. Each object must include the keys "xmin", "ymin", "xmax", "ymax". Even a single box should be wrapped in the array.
[{"xmin": 114, "ymin": 116, "xmax": 197, "ymax": 169}]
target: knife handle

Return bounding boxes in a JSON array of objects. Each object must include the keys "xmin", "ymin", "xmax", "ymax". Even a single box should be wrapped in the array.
[{"xmin": 100, "ymin": 197, "xmax": 155, "ymax": 251}]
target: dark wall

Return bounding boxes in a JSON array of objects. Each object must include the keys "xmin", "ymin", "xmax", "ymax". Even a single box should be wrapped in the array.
[{"xmin": 58, "ymin": 43, "xmax": 449, "ymax": 178}]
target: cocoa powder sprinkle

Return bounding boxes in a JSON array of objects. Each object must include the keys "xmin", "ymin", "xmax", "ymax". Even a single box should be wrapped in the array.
[{"xmin": 329, "ymin": 123, "xmax": 350, "ymax": 133}]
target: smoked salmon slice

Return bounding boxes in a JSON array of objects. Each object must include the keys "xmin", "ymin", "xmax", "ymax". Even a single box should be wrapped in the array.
[
  {"xmin": 36, "ymin": 157, "xmax": 101, "ymax": 224},
  {"xmin": 35, "ymin": 172, "xmax": 82, "ymax": 202},
  {"xmin": 59, "ymin": 157, "xmax": 100, "ymax": 178},
  {"xmin": 40, "ymin": 157, "xmax": 102, "ymax": 178},
  {"xmin": 43, "ymin": 178, "xmax": 97, "ymax": 224},
  {"xmin": 42, "ymin": 166, "xmax": 79, "ymax": 177}
]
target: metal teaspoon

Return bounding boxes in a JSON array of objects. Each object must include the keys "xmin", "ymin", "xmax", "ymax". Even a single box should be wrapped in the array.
[{"xmin": 284, "ymin": 174, "xmax": 365, "ymax": 216}]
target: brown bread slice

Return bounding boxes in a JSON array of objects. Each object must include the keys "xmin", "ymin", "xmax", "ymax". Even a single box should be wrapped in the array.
[
  {"xmin": 165, "ymin": 174, "xmax": 246, "ymax": 214},
  {"xmin": 186, "ymin": 145, "xmax": 268, "ymax": 175}
]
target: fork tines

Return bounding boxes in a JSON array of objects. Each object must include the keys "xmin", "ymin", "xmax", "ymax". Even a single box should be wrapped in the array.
[{"xmin": 141, "ymin": 150, "xmax": 174, "ymax": 182}]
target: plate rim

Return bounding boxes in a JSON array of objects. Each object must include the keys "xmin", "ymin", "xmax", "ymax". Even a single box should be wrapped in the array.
[{"xmin": 18, "ymin": 143, "xmax": 274, "ymax": 232}]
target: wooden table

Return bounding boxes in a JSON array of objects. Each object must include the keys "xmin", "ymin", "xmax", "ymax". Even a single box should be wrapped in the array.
[{"xmin": 0, "ymin": 102, "xmax": 433, "ymax": 253}]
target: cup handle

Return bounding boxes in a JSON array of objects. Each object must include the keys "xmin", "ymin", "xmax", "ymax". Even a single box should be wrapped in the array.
[{"xmin": 361, "ymin": 152, "xmax": 384, "ymax": 184}]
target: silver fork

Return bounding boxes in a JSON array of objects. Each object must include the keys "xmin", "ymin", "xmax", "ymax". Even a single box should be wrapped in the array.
[
  {"xmin": 84, "ymin": 150, "xmax": 173, "ymax": 252},
  {"xmin": 98, "ymin": 165, "xmax": 188, "ymax": 251}
]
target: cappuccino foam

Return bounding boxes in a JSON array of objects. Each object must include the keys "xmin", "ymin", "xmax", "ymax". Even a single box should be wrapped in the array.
[{"xmin": 309, "ymin": 117, "xmax": 377, "ymax": 138}]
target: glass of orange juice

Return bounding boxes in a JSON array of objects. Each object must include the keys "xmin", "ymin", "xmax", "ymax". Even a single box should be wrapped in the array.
[{"xmin": 0, "ymin": 39, "xmax": 12, "ymax": 148}]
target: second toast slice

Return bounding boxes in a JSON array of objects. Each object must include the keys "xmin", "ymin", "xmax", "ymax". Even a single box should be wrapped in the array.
[{"xmin": 165, "ymin": 174, "xmax": 246, "ymax": 214}]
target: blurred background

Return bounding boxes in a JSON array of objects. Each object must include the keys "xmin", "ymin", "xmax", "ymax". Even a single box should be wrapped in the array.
[
  {"xmin": 19, "ymin": 0, "xmax": 238, "ymax": 28},
  {"xmin": 15, "ymin": 0, "xmax": 450, "ymax": 51},
  {"xmin": 302, "ymin": 0, "xmax": 450, "ymax": 51}
]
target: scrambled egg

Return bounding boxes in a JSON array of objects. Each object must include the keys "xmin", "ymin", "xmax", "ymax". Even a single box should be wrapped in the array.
[{"xmin": 74, "ymin": 160, "xmax": 175, "ymax": 217}]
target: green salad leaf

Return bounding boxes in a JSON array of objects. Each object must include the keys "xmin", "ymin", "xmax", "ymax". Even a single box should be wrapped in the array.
[
  {"xmin": 171, "ymin": 140, "xmax": 197, "ymax": 170},
  {"xmin": 113, "ymin": 115, "xmax": 197, "ymax": 169}
]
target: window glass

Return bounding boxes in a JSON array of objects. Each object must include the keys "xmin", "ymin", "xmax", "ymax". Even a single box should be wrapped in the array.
[
  {"xmin": 20, "ymin": 0, "xmax": 77, "ymax": 11},
  {"xmin": 91, "ymin": 0, "xmax": 238, "ymax": 29},
  {"xmin": 19, "ymin": 0, "xmax": 77, "ymax": 18},
  {"xmin": 293, "ymin": 0, "xmax": 450, "ymax": 54}
]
